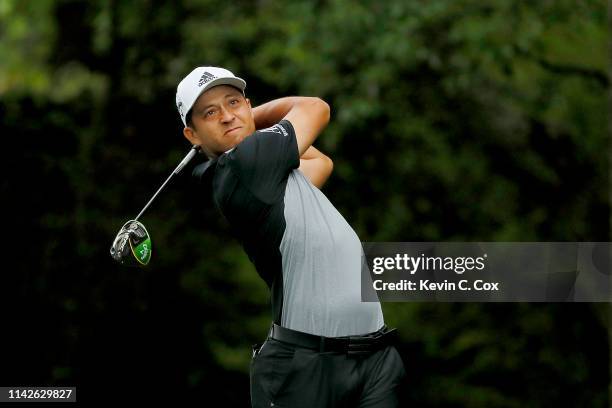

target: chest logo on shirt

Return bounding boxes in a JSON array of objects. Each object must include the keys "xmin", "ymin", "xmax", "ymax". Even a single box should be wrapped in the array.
[{"xmin": 260, "ymin": 124, "xmax": 288, "ymax": 136}]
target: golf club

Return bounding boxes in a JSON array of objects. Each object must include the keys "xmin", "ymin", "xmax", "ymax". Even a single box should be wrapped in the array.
[{"xmin": 109, "ymin": 144, "xmax": 202, "ymax": 266}]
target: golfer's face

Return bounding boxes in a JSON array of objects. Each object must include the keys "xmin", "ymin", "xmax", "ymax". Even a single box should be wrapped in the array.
[{"xmin": 190, "ymin": 85, "xmax": 255, "ymax": 156}]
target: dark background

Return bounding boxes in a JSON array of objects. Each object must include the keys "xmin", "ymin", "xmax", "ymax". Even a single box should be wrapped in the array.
[{"xmin": 1, "ymin": 0, "xmax": 609, "ymax": 405}]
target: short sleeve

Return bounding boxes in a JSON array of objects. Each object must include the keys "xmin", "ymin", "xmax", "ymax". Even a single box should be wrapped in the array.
[{"xmin": 227, "ymin": 119, "xmax": 299, "ymax": 202}]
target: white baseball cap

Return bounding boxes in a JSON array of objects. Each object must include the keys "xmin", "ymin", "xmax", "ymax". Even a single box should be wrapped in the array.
[{"xmin": 175, "ymin": 66, "xmax": 247, "ymax": 126}]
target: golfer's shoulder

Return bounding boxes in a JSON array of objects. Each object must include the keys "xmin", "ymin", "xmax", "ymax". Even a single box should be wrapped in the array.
[
  {"xmin": 231, "ymin": 121, "xmax": 297, "ymax": 163},
  {"xmin": 245, "ymin": 120, "xmax": 296, "ymax": 146},
  {"xmin": 257, "ymin": 119, "xmax": 295, "ymax": 138}
]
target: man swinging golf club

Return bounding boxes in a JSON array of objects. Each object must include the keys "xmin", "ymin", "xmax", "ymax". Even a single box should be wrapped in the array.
[{"xmin": 123, "ymin": 66, "xmax": 406, "ymax": 407}]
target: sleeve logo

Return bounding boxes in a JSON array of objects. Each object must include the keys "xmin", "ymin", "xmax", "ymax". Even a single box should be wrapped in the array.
[{"xmin": 260, "ymin": 123, "xmax": 289, "ymax": 136}]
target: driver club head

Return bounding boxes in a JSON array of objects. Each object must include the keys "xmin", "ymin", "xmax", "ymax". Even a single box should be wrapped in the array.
[
  {"xmin": 109, "ymin": 145, "xmax": 201, "ymax": 267},
  {"xmin": 110, "ymin": 220, "xmax": 152, "ymax": 267}
]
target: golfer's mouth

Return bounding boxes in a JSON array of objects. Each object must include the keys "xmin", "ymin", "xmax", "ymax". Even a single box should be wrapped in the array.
[{"xmin": 225, "ymin": 127, "xmax": 241, "ymax": 135}]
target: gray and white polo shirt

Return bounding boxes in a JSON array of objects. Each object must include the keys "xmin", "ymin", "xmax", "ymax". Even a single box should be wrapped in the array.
[{"xmin": 193, "ymin": 120, "xmax": 384, "ymax": 337}]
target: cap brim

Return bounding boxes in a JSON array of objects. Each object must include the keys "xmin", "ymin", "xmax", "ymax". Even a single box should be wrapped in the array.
[
  {"xmin": 196, "ymin": 77, "xmax": 246, "ymax": 102},
  {"xmin": 203, "ymin": 76, "xmax": 246, "ymax": 93}
]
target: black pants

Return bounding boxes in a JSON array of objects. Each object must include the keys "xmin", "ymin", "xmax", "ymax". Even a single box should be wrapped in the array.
[{"xmin": 250, "ymin": 336, "xmax": 406, "ymax": 407}]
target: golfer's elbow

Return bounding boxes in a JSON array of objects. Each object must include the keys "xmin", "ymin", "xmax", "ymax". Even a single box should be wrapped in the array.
[
  {"xmin": 317, "ymin": 98, "xmax": 331, "ymax": 127},
  {"xmin": 301, "ymin": 97, "xmax": 330, "ymax": 128}
]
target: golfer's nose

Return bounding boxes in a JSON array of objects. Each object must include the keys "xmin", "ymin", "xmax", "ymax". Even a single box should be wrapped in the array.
[{"xmin": 220, "ymin": 106, "xmax": 235, "ymax": 124}]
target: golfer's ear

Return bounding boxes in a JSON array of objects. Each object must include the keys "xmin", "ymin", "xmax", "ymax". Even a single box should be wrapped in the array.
[{"xmin": 183, "ymin": 126, "xmax": 198, "ymax": 146}]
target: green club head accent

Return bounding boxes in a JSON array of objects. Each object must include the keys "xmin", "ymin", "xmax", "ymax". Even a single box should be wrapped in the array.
[{"xmin": 130, "ymin": 235, "xmax": 152, "ymax": 265}]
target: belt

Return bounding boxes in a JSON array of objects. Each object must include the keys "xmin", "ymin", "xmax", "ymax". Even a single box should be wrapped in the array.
[{"xmin": 268, "ymin": 323, "xmax": 398, "ymax": 355}]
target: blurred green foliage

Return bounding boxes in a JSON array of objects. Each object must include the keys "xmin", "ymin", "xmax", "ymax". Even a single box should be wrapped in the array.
[{"xmin": 1, "ymin": 0, "xmax": 608, "ymax": 405}]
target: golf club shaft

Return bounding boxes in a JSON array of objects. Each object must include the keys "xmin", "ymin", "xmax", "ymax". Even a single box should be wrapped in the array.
[{"xmin": 134, "ymin": 145, "xmax": 201, "ymax": 222}]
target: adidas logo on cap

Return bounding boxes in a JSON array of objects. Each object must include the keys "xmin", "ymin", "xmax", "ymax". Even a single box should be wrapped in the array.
[{"xmin": 198, "ymin": 72, "xmax": 217, "ymax": 87}]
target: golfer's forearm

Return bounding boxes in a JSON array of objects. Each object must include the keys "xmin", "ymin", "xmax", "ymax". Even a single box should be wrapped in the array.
[{"xmin": 253, "ymin": 97, "xmax": 323, "ymax": 129}]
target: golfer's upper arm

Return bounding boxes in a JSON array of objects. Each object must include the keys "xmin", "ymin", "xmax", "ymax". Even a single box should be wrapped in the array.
[{"xmin": 283, "ymin": 98, "xmax": 330, "ymax": 156}]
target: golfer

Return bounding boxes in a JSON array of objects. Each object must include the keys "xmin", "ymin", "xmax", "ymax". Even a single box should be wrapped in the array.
[{"xmin": 177, "ymin": 66, "xmax": 406, "ymax": 407}]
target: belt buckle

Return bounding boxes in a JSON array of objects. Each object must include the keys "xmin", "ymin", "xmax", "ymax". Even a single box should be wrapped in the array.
[
  {"xmin": 347, "ymin": 336, "xmax": 376, "ymax": 356},
  {"xmin": 346, "ymin": 328, "xmax": 398, "ymax": 355}
]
